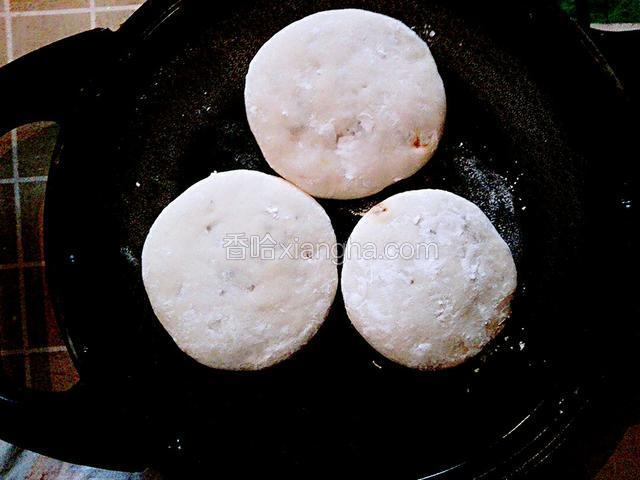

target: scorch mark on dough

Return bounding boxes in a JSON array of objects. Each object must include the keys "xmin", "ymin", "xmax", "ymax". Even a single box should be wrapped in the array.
[
  {"xmin": 372, "ymin": 204, "xmax": 389, "ymax": 214},
  {"xmin": 412, "ymin": 134, "xmax": 430, "ymax": 148}
]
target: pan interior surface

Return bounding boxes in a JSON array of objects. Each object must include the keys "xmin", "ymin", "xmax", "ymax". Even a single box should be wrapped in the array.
[{"xmin": 46, "ymin": 1, "xmax": 615, "ymax": 477}]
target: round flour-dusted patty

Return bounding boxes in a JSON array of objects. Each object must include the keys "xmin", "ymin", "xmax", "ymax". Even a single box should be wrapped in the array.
[
  {"xmin": 142, "ymin": 170, "xmax": 338, "ymax": 370},
  {"xmin": 245, "ymin": 9, "xmax": 446, "ymax": 199},
  {"xmin": 341, "ymin": 189, "xmax": 517, "ymax": 369}
]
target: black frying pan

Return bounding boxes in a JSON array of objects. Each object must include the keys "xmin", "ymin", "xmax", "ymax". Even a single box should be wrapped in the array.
[{"xmin": 0, "ymin": 0, "xmax": 637, "ymax": 478}]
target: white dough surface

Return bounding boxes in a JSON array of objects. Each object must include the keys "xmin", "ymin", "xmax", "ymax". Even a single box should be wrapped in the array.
[
  {"xmin": 245, "ymin": 9, "xmax": 446, "ymax": 199},
  {"xmin": 142, "ymin": 170, "xmax": 338, "ymax": 370},
  {"xmin": 341, "ymin": 189, "xmax": 517, "ymax": 369}
]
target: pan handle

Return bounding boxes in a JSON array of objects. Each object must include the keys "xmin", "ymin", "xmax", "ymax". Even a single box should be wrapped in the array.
[
  {"xmin": 588, "ymin": 27, "xmax": 640, "ymax": 249},
  {"xmin": 0, "ymin": 29, "xmax": 148, "ymax": 470},
  {"xmin": 0, "ymin": 28, "xmax": 117, "ymax": 135}
]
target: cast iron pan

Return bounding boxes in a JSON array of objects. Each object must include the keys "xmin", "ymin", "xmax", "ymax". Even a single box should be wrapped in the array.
[{"xmin": 0, "ymin": 0, "xmax": 637, "ymax": 478}]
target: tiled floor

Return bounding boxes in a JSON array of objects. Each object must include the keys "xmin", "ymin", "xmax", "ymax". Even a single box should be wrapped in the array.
[{"xmin": 0, "ymin": 0, "xmax": 141, "ymax": 393}]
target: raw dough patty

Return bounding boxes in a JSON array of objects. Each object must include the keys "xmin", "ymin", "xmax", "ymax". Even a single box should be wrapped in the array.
[
  {"xmin": 245, "ymin": 9, "xmax": 446, "ymax": 199},
  {"xmin": 341, "ymin": 189, "xmax": 517, "ymax": 369},
  {"xmin": 142, "ymin": 170, "xmax": 338, "ymax": 370}
]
